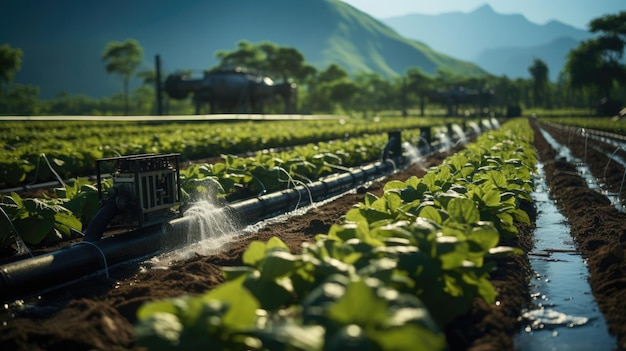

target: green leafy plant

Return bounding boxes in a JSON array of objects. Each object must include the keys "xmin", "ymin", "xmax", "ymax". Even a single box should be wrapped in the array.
[
  {"xmin": 0, "ymin": 192, "xmax": 82, "ymax": 246},
  {"xmin": 135, "ymin": 118, "xmax": 537, "ymax": 350}
]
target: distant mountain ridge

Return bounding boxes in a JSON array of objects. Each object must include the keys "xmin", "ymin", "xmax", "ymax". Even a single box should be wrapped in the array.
[
  {"xmin": 3, "ymin": 0, "xmax": 485, "ymax": 99},
  {"xmin": 383, "ymin": 4, "xmax": 592, "ymax": 81},
  {"xmin": 474, "ymin": 36, "xmax": 582, "ymax": 80}
]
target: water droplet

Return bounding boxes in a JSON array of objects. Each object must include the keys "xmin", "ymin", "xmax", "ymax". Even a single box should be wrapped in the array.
[{"xmin": 346, "ymin": 324, "xmax": 362, "ymax": 337}]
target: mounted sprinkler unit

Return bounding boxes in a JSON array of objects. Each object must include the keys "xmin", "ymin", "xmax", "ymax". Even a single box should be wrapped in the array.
[
  {"xmin": 84, "ymin": 153, "xmax": 182, "ymax": 241},
  {"xmin": 382, "ymin": 131, "xmax": 403, "ymax": 161}
]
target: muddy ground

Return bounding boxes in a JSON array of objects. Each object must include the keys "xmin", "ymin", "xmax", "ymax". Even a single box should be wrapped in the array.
[
  {"xmin": 533, "ymin": 119, "xmax": 626, "ymax": 349},
  {"xmin": 2, "ymin": 118, "xmax": 626, "ymax": 350}
]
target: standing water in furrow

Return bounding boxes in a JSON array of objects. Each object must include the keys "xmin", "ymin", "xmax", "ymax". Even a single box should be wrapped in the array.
[
  {"xmin": 514, "ymin": 160, "xmax": 615, "ymax": 350},
  {"xmin": 541, "ymin": 128, "xmax": 623, "ymax": 211}
]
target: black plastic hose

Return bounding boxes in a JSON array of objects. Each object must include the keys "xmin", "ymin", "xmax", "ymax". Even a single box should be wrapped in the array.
[{"xmin": 0, "ymin": 159, "xmax": 399, "ymax": 302}]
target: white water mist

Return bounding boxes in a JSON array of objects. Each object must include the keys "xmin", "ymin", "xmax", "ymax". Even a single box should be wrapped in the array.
[
  {"xmin": 451, "ymin": 124, "xmax": 467, "ymax": 145},
  {"xmin": 150, "ymin": 200, "xmax": 242, "ymax": 267}
]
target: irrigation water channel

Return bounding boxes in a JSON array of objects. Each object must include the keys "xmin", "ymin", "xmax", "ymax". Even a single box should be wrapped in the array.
[{"xmin": 515, "ymin": 129, "xmax": 616, "ymax": 350}]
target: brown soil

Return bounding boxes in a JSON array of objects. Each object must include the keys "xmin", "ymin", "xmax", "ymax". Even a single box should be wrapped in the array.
[
  {"xmin": 3, "ymin": 118, "xmax": 626, "ymax": 350},
  {"xmin": 532, "ymin": 119, "xmax": 626, "ymax": 349}
]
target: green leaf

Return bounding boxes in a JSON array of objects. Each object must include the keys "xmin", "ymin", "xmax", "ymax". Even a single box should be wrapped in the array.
[
  {"xmin": 328, "ymin": 279, "xmax": 388, "ymax": 326},
  {"xmin": 487, "ymin": 246, "xmax": 524, "ymax": 259},
  {"xmin": 468, "ymin": 222, "xmax": 500, "ymax": 253},
  {"xmin": 14, "ymin": 214, "xmax": 55, "ymax": 244},
  {"xmin": 135, "ymin": 312, "xmax": 183, "ymax": 351},
  {"xmin": 480, "ymin": 186, "xmax": 501, "ymax": 208},
  {"xmin": 383, "ymin": 191, "xmax": 403, "ymax": 214},
  {"xmin": 363, "ymin": 192, "xmax": 379, "ymax": 207},
  {"xmin": 399, "ymin": 186, "xmax": 425, "ymax": 202},
  {"xmin": 205, "ymin": 277, "xmax": 260, "ymax": 328},
  {"xmin": 54, "ymin": 211, "xmax": 83, "ymax": 237},
  {"xmin": 242, "ymin": 241, "xmax": 266, "ymax": 267},
  {"xmin": 266, "ymin": 236, "xmax": 289, "ymax": 251},
  {"xmin": 417, "ymin": 206, "xmax": 443, "ymax": 224},
  {"xmin": 487, "ymin": 170, "xmax": 508, "ymax": 189},
  {"xmin": 346, "ymin": 207, "xmax": 392, "ymax": 224},
  {"xmin": 222, "ymin": 266, "xmax": 255, "ymax": 281},
  {"xmin": 496, "ymin": 212, "xmax": 519, "ymax": 237},
  {"xmin": 436, "ymin": 236, "xmax": 469, "ymax": 270},
  {"xmin": 383, "ymin": 180, "xmax": 406, "ymax": 191},
  {"xmin": 403, "ymin": 176, "xmax": 421, "ymax": 189},
  {"xmin": 447, "ymin": 197, "xmax": 479, "ymax": 224},
  {"xmin": 369, "ymin": 323, "xmax": 446, "ymax": 351},
  {"xmin": 243, "ymin": 272, "xmax": 292, "ymax": 311},
  {"xmin": 475, "ymin": 275, "xmax": 496, "ymax": 304},
  {"xmin": 509, "ymin": 208, "xmax": 531, "ymax": 224},
  {"xmin": 261, "ymin": 251, "xmax": 298, "ymax": 280}
]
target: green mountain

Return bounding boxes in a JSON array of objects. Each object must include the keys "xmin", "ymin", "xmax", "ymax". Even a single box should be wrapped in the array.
[{"xmin": 3, "ymin": 0, "xmax": 486, "ymax": 99}]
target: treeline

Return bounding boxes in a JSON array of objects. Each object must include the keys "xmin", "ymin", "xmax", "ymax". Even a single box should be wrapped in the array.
[{"xmin": 1, "ymin": 11, "xmax": 624, "ymax": 117}]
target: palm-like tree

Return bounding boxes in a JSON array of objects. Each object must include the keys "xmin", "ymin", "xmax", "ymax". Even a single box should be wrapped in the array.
[{"xmin": 102, "ymin": 38, "xmax": 143, "ymax": 115}]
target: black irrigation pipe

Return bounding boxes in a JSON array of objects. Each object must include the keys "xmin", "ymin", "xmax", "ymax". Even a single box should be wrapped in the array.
[
  {"xmin": 0, "ymin": 121, "xmax": 492, "ymax": 302},
  {"xmin": 0, "ymin": 157, "xmax": 402, "ymax": 302}
]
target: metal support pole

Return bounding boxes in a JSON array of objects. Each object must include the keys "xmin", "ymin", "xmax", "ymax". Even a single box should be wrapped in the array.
[{"xmin": 155, "ymin": 55, "xmax": 164, "ymax": 116}]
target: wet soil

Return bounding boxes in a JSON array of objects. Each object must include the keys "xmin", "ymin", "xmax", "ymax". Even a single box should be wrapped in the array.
[
  {"xmin": 533, "ymin": 119, "xmax": 626, "ymax": 349},
  {"xmin": 3, "ymin": 118, "xmax": 626, "ymax": 350}
]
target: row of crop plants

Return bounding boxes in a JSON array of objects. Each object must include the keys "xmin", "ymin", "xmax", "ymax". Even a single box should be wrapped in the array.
[
  {"xmin": 0, "ymin": 117, "xmax": 464, "ymax": 187},
  {"xmin": 537, "ymin": 116, "xmax": 626, "ymax": 136},
  {"xmin": 133, "ymin": 118, "xmax": 536, "ymax": 350},
  {"xmin": 0, "ymin": 129, "xmax": 425, "ymax": 253}
]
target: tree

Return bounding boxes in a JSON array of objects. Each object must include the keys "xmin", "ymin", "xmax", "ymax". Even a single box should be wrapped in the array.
[
  {"xmin": 0, "ymin": 44, "xmax": 32, "ymax": 115},
  {"xmin": 589, "ymin": 11, "xmax": 626, "ymax": 43},
  {"xmin": 215, "ymin": 40, "xmax": 264, "ymax": 70},
  {"xmin": 102, "ymin": 38, "xmax": 144, "ymax": 115},
  {"xmin": 137, "ymin": 69, "xmax": 156, "ymax": 86},
  {"xmin": 405, "ymin": 68, "xmax": 433, "ymax": 116},
  {"xmin": 353, "ymin": 72, "xmax": 390, "ymax": 117},
  {"xmin": 565, "ymin": 12, "xmax": 626, "ymax": 100},
  {"xmin": 259, "ymin": 43, "xmax": 316, "ymax": 82},
  {"xmin": 306, "ymin": 64, "xmax": 352, "ymax": 113},
  {"xmin": 0, "ymin": 44, "xmax": 22, "ymax": 90},
  {"xmin": 317, "ymin": 64, "xmax": 348, "ymax": 83},
  {"xmin": 216, "ymin": 40, "xmax": 316, "ymax": 83},
  {"xmin": 528, "ymin": 58, "xmax": 549, "ymax": 108},
  {"xmin": 490, "ymin": 75, "xmax": 521, "ymax": 115},
  {"xmin": 6, "ymin": 84, "xmax": 40, "ymax": 115}
]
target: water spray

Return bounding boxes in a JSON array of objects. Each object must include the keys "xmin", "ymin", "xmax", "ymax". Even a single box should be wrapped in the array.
[
  {"xmin": 603, "ymin": 146, "xmax": 623, "ymax": 180},
  {"xmin": 0, "ymin": 131, "xmax": 419, "ymax": 301},
  {"xmin": 581, "ymin": 128, "xmax": 588, "ymax": 163}
]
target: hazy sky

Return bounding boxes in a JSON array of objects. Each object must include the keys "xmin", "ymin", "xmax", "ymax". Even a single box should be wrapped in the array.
[{"xmin": 340, "ymin": 0, "xmax": 625, "ymax": 29}]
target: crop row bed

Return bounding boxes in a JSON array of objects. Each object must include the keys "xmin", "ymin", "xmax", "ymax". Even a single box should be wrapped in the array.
[
  {"xmin": 132, "ymin": 119, "xmax": 536, "ymax": 350},
  {"xmin": 0, "ymin": 129, "xmax": 428, "ymax": 253},
  {"xmin": 538, "ymin": 116, "xmax": 626, "ymax": 137},
  {"xmin": 0, "ymin": 117, "xmax": 467, "ymax": 187}
]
